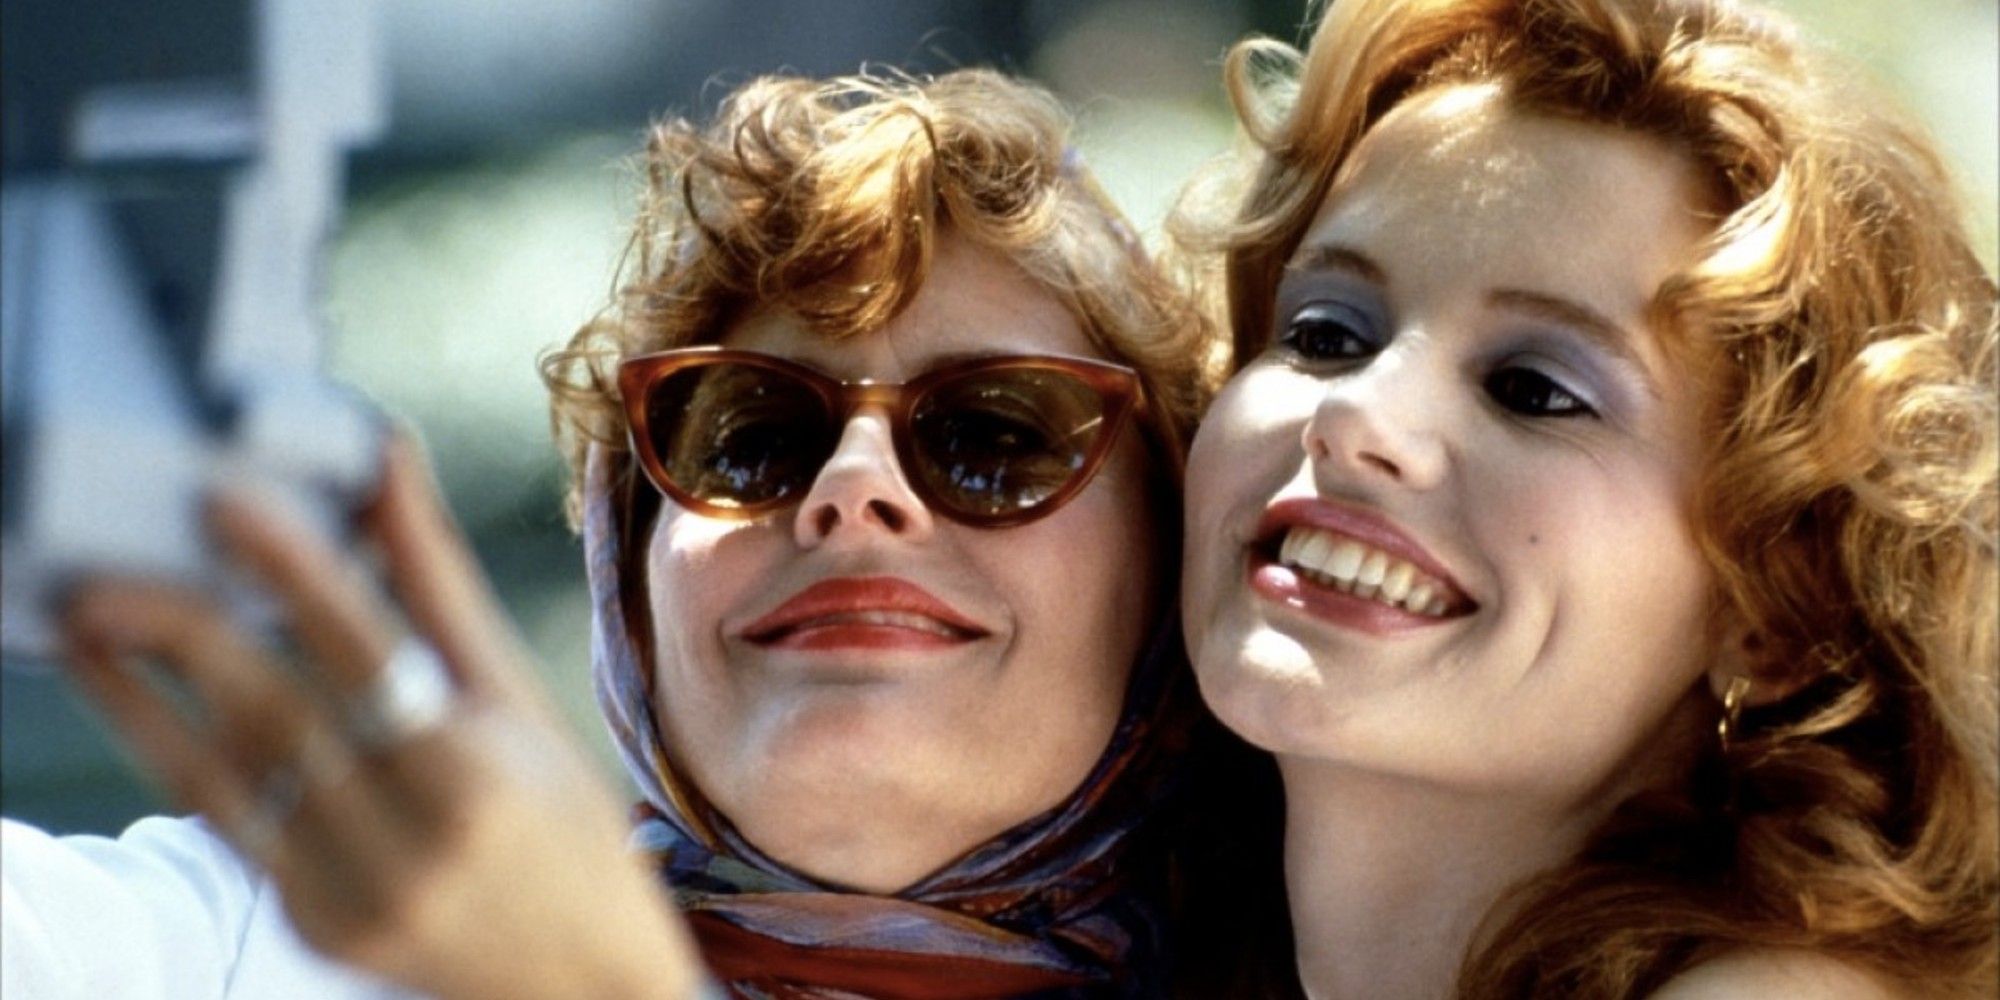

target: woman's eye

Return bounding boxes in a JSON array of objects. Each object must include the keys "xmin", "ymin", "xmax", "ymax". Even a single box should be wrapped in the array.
[
  {"xmin": 1278, "ymin": 304, "xmax": 1378, "ymax": 361},
  {"xmin": 1485, "ymin": 368, "xmax": 1595, "ymax": 418}
]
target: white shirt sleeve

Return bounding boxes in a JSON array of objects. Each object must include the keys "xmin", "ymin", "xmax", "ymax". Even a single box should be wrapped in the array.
[{"xmin": 2, "ymin": 815, "xmax": 418, "ymax": 1000}]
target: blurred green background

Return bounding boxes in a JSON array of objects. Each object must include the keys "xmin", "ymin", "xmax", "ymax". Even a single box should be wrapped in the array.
[{"xmin": 5, "ymin": 0, "xmax": 1994, "ymax": 834}]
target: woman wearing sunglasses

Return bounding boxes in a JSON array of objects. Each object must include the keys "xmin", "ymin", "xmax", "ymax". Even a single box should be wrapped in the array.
[
  {"xmin": 539, "ymin": 66, "xmax": 1298, "ymax": 998},
  {"xmin": 18, "ymin": 68, "xmax": 1285, "ymax": 999},
  {"xmin": 1174, "ymin": 0, "xmax": 1996, "ymax": 995}
]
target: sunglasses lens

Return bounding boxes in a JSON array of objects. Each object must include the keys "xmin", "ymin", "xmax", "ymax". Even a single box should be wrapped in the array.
[
  {"xmin": 643, "ymin": 363, "xmax": 834, "ymax": 509},
  {"xmin": 910, "ymin": 368, "xmax": 1113, "ymax": 519}
]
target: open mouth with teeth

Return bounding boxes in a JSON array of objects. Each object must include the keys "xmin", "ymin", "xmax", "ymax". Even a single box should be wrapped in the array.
[{"xmin": 1251, "ymin": 524, "xmax": 1474, "ymax": 624}]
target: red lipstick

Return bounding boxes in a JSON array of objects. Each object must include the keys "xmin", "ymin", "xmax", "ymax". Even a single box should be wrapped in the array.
[{"xmin": 740, "ymin": 577, "xmax": 988, "ymax": 651}]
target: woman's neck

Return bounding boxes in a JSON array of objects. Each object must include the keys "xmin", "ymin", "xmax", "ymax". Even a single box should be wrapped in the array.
[{"xmin": 1278, "ymin": 758, "xmax": 1605, "ymax": 1000}]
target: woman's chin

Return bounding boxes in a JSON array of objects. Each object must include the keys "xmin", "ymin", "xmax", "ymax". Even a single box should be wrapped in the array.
[{"xmin": 1191, "ymin": 621, "xmax": 1341, "ymax": 748}]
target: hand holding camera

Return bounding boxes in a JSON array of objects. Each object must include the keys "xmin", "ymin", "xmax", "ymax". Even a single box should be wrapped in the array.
[{"xmin": 58, "ymin": 436, "xmax": 705, "ymax": 1000}]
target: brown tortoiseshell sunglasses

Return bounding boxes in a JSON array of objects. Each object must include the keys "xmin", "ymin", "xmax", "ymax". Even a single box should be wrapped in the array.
[{"xmin": 617, "ymin": 348, "xmax": 1146, "ymax": 528}]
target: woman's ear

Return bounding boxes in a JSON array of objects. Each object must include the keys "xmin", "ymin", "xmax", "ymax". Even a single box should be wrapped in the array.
[{"xmin": 1704, "ymin": 614, "xmax": 1812, "ymax": 707}]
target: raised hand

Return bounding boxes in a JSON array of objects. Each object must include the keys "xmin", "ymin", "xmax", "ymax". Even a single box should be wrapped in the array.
[{"xmin": 59, "ymin": 435, "xmax": 706, "ymax": 1000}]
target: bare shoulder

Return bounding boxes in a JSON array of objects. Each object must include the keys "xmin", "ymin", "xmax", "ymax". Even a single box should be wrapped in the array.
[{"xmin": 1649, "ymin": 949, "xmax": 1912, "ymax": 1000}]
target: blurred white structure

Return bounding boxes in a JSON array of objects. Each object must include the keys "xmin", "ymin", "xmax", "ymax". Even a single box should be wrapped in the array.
[{"xmin": 1, "ymin": 0, "xmax": 387, "ymax": 659}]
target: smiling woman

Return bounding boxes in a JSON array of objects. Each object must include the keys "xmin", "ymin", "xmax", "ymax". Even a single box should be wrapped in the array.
[
  {"xmin": 542, "ymin": 68, "xmax": 1290, "ymax": 997},
  {"xmin": 1189, "ymin": 91, "xmax": 1719, "ymax": 780},
  {"xmin": 5, "ymin": 66, "xmax": 1288, "ymax": 1000},
  {"xmin": 624, "ymin": 236, "xmax": 1163, "ymax": 894},
  {"xmin": 1174, "ymin": 0, "xmax": 1998, "ymax": 996}
]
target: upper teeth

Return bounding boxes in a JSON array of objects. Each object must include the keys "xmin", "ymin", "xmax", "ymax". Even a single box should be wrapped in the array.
[{"xmin": 1278, "ymin": 526, "xmax": 1453, "ymax": 617}]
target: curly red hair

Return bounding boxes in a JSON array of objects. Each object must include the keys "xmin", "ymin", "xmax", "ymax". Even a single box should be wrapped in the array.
[{"xmin": 1174, "ymin": 0, "xmax": 1997, "ymax": 994}]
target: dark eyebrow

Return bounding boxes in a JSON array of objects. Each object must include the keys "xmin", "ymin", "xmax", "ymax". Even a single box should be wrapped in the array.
[
  {"xmin": 1287, "ymin": 244, "xmax": 1387, "ymax": 285},
  {"xmin": 1488, "ymin": 288, "xmax": 1658, "ymax": 396}
]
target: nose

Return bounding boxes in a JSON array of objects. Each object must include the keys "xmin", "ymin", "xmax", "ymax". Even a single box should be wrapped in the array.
[
  {"xmin": 1300, "ymin": 353, "xmax": 1450, "ymax": 492},
  {"xmin": 793, "ymin": 407, "xmax": 936, "ymax": 547}
]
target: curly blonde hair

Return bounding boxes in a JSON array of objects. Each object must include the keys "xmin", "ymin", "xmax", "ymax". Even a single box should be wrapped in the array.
[
  {"xmin": 1173, "ymin": 0, "xmax": 1998, "ymax": 994},
  {"xmin": 542, "ymin": 68, "xmax": 1221, "ymax": 527}
]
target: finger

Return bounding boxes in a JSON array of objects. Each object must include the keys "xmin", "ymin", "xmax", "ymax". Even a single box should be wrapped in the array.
[
  {"xmin": 66, "ymin": 581, "xmax": 319, "ymax": 773},
  {"xmin": 363, "ymin": 432, "xmax": 544, "ymax": 711},
  {"xmin": 57, "ymin": 625, "xmax": 267, "ymax": 847},
  {"xmin": 64, "ymin": 586, "xmax": 412, "ymax": 881},
  {"xmin": 206, "ymin": 487, "xmax": 399, "ymax": 699},
  {"xmin": 207, "ymin": 470, "xmax": 484, "ymax": 795},
  {"xmin": 256, "ymin": 723, "xmax": 407, "ymax": 908}
]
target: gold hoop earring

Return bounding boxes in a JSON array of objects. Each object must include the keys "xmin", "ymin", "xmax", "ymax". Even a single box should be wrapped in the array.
[{"xmin": 1717, "ymin": 675, "xmax": 1753, "ymax": 751}]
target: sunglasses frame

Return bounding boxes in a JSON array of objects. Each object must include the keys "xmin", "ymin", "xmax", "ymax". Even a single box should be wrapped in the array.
[{"xmin": 617, "ymin": 346, "xmax": 1147, "ymax": 528}]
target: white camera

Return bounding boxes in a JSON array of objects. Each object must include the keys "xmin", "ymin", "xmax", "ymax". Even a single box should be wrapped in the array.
[{"xmin": 1, "ymin": 0, "xmax": 386, "ymax": 662}]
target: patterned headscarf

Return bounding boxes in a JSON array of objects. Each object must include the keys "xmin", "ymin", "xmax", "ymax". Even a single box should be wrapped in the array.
[{"xmin": 581, "ymin": 445, "xmax": 1196, "ymax": 999}]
